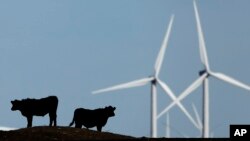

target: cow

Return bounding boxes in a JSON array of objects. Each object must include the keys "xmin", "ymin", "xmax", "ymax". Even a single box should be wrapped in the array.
[
  {"xmin": 11, "ymin": 96, "xmax": 58, "ymax": 128},
  {"xmin": 69, "ymin": 106, "xmax": 116, "ymax": 132}
]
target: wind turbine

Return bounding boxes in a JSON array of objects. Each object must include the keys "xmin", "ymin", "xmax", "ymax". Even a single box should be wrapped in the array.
[
  {"xmin": 92, "ymin": 15, "xmax": 199, "ymax": 137},
  {"xmin": 165, "ymin": 104, "xmax": 202, "ymax": 138},
  {"xmin": 158, "ymin": 0, "xmax": 250, "ymax": 138}
]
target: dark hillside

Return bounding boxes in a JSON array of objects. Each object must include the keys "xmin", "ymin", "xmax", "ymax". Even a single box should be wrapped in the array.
[
  {"xmin": 0, "ymin": 126, "xmax": 135, "ymax": 141},
  {"xmin": 0, "ymin": 127, "xmax": 228, "ymax": 140}
]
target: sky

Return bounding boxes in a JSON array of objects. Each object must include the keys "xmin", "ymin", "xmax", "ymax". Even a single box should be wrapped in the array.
[{"xmin": 0, "ymin": 0, "xmax": 250, "ymax": 138}]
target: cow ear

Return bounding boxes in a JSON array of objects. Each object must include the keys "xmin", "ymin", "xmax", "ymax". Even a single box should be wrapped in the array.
[
  {"xmin": 11, "ymin": 100, "xmax": 18, "ymax": 104},
  {"xmin": 113, "ymin": 107, "xmax": 116, "ymax": 110}
]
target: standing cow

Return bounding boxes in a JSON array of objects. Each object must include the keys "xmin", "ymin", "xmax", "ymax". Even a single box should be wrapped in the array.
[
  {"xmin": 69, "ymin": 106, "xmax": 116, "ymax": 132},
  {"xmin": 11, "ymin": 96, "xmax": 58, "ymax": 128}
]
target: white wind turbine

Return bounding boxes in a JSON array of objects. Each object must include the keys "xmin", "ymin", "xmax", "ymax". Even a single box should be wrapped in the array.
[
  {"xmin": 165, "ymin": 104, "xmax": 202, "ymax": 138},
  {"xmin": 158, "ymin": 0, "xmax": 250, "ymax": 138},
  {"xmin": 92, "ymin": 15, "xmax": 199, "ymax": 138}
]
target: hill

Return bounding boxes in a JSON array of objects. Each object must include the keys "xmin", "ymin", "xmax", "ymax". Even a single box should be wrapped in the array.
[
  {"xmin": 0, "ymin": 127, "xmax": 229, "ymax": 140},
  {"xmin": 0, "ymin": 126, "xmax": 136, "ymax": 141}
]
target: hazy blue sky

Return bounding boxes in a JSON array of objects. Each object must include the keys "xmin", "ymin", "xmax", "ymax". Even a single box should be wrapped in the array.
[{"xmin": 0, "ymin": 0, "xmax": 250, "ymax": 138}]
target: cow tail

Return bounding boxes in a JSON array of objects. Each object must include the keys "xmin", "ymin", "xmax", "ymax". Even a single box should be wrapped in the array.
[{"xmin": 69, "ymin": 114, "xmax": 75, "ymax": 127}]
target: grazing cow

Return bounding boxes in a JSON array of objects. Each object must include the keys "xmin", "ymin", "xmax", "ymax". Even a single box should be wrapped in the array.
[
  {"xmin": 11, "ymin": 96, "xmax": 58, "ymax": 128},
  {"xmin": 69, "ymin": 106, "xmax": 116, "ymax": 132}
]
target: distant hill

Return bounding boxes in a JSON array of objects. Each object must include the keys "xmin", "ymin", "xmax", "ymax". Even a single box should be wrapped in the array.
[
  {"xmin": 0, "ymin": 126, "xmax": 16, "ymax": 131},
  {"xmin": 0, "ymin": 126, "xmax": 136, "ymax": 141}
]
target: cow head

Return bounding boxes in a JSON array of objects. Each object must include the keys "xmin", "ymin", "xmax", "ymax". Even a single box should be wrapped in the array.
[
  {"xmin": 11, "ymin": 100, "xmax": 21, "ymax": 111},
  {"xmin": 105, "ymin": 106, "xmax": 116, "ymax": 117}
]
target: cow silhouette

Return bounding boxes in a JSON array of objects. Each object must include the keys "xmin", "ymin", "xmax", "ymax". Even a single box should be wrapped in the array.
[
  {"xmin": 11, "ymin": 96, "xmax": 58, "ymax": 128},
  {"xmin": 69, "ymin": 106, "xmax": 116, "ymax": 132}
]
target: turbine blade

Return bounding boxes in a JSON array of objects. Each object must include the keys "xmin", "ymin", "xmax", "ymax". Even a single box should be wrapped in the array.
[
  {"xmin": 157, "ymin": 100, "xmax": 175, "ymax": 119},
  {"xmin": 193, "ymin": 0, "xmax": 210, "ymax": 70},
  {"xmin": 154, "ymin": 15, "xmax": 174, "ymax": 77},
  {"xmin": 92, "ymin": 77, "xmax": 154, "ymax": 94},
  {"xmin": 177, "ymin": 102, "xmax": 200, "ymax": 129},
  {"xmin": 157, "ymin": 79, "xmax": 200, "ymax": 129},
  {"xmin": 157, "ymin": 73, "xmax": 207, "ymax": 119},
  {"xmin": 178, "ymin": 73, "xmax": 207, "ymax": 101},
  {"xmin": 157, "ymin": 79, "xmax": 175, "ymax": 99},
  {"xmin": 192, "ymin": 103, "xmax": 202, "ymax": 130},
  {"xmin": 210, "ymin": 72, "xmax": 250, "ymax": 91}
]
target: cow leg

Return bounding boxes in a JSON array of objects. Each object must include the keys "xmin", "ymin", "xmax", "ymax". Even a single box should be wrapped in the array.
[
  {"xmin": 54, "ymin": 114, "xmax": 57, "ymax": 126},
  {"xmin": 97, "ymin": 126, "xmax": 102, "ymax": 132},
  {"xmin": 49, "ymin": 112, "xmax": 57, "ymax": 127},
  {"xmin": 49, "ymin": 114, "xmax": 52, "ymax": 127},
  {"xmin": 75, "ymin": 123, "xmax": 82, "ymax": 128},
  {"xmin": 27, "ymin": 116, "xmax": 33, "ymax": 128}
]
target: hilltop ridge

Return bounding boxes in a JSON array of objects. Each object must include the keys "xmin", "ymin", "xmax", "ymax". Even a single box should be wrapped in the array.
[{"xmin": 0, "ymin": 126, "xmax": 135, "ymax": 141}]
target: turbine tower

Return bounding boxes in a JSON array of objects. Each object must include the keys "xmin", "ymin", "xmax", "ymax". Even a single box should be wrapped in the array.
[
  {"xmin": 165, "ymin": 112, "xmax": 170, "ymax": 138},
  {"xmin": 92, "ymin": 15, "xmax": 199, "ymax": 137},
  {"xmin": 158, "ymin": 0, "xmax": 250, "ymax": 138}
]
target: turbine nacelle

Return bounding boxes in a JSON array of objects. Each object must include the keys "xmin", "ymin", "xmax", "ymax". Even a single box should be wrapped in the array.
[
  {"xmin": 150, "ymin": 76, "xmax": 157, "ymax": 85},
  {"xmin": 152, "ymin": 79, "xmax": 157, "ymax": 85},
  {"xmin": 199, "ymin": 70, "xmax": 207, "ymax": 76},
  {"xmin": 199, "ymin": 69, "xmax": 210, "ymax": 78}
]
